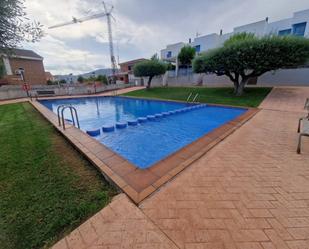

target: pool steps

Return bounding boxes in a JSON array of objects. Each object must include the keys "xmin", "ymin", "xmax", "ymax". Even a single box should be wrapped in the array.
[{"xmin": 86, "ymin": 104, "xmax": 207, "ymax": 136}]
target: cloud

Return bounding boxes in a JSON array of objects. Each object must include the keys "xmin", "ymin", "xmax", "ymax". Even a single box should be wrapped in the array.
[{"xmin": 22, "ymin": 0, "xmax": 309, "ymax": 75}]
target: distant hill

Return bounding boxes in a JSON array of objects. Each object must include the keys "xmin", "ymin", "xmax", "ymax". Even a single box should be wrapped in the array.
[
  {"xmin": 54, "ymin": 68, "xmax": 118, "ymax": 82},
  {"xmin": 82, "ymin": 68, "xmax": 115, "ymax": 78}
]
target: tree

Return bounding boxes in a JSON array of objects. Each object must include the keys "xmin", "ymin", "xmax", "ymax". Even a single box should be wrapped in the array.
[
  {"xmin": 77, "ymin": 76, "xmax": 84, "ymax": 83},
  {"xmin": 193, "ymin": 33, "xmax": 309, "ymax": 96},
  {"xmin": 59, "ymin": 79, "xmax": 67, "ymax": 84},
  {"xmin": 151, "ymin": 53, "xmax": 159, "ymax": 61},
  {"xmin": 166, "ymin": 62, "xmax": 176, "ymax": 71},
  {"xmin": 96, "ymin": 74, "xmax": 108, "ymax": 84},
  {"xmin": 0, "ymin": 59, "xmax": 5, "ymax": 79},
  {"xmin": 0, "ymin": 0, "xmax": 43, "ymax": 49},
  {"xmin": 178, "ymin": 46, "xmax": 196, "ymax": 67},
  {"xmin": 134, "ymin": 60, "xmax": 167, "ymax": 89}
]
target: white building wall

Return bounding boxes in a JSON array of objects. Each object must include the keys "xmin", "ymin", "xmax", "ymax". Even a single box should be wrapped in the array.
[
  {"xmin": 233, "ymin": 20, "xmax": 268, "ymax": 37},
  {"xmin": 160, "ymin": 9, "xmax": 309, "ymax": 61},
  {"xmin": 160, "ymin": 42, "xmax": 185, "ymax": 61}
]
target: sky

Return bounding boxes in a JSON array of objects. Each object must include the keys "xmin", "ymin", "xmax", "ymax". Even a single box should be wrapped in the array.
[{"xmin": 23, "ymin": 0, "xmax": 309, "ymax": 75}]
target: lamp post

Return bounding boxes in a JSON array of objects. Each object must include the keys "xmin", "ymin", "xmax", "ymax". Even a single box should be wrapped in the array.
[
  {"xmin": 92, "ymin": 72, "xmax": 96, "ymax": 94},
  {"xmin": 18, "ymin": 68, "xmax": 30, "ymax": 97}
]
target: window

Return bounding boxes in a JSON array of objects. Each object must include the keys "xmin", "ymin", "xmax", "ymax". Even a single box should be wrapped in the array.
[
  {"xmin": 293, "ymin": 22, "xmax": 307, "ymax": 36},
  {"xmin": 195, "ymin": 45, "xmax": 201, "ymax": 53},
  {"xmin": 278, "ymin": 29, "xmax": 291, "ymax": 36},
  {"xmin": 166, "ymin": 51, "xmax": 172, "ymax": 58},
  {"xmin": 128, "ymin": 65, "xmax": 132, "ymax": 71}
]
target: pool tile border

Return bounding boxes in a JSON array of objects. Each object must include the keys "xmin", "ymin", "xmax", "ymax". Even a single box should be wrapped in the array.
[{"xmin": 30, "ymin": 99, "xmax": 259, "ymax": 204}]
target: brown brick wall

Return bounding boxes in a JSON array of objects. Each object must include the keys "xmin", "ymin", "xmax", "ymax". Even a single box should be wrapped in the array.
[
  {"xmin": 9, "ymin": 58, "xmax": 46, "ymax": 85},
  {"xmin": 120, "ymin": 63, "xmax": 130, "ymax": 73}
]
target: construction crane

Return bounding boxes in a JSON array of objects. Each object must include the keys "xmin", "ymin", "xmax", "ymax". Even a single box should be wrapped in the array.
[{"xmin": 48, "ymin": 2, "xmax": 117, "ymax": 83}]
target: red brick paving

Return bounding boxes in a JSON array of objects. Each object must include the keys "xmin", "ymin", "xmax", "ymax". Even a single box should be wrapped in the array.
[
  {"xmin": 52, "ymin": 194, "xmax": 178, "ymax": 249},
  {"xmin": 50, "ymin": 87, "xmax": 309, "ymax": 248},
  {"xmin": 140, "ymin": 87, "xmax": 309, "ymax": 249}
]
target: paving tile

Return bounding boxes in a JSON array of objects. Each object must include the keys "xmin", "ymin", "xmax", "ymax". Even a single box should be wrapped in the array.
[
  {"xmin": 51, "ymin": 194, "xmax": 178, "ymax": 249},
  {"xmin": 65, "ymin": 229, "xmax": 86, "ymax": 249},
  {"xmin": 102, "ymin": 154, "xmax": 125, "ymax": 168},
  {"xmin": 150, "ymin": 156, "xmax": 184, "ymax": 177},
  {"xmin": 264, "ymin": 229, "xmax": 290, "ymax": 249},
  {"xmin": 287, "ymin": 227, "xmax": 309, "ymax": 240},
  {"xmin": 51, "ymin": 239, "xmax": 68, "ymax": 249},
  {"xmin": 108, "ymin": 160, "xmax": 137, "ymax": 177},
  {"xmin": 123, "ymin": 169, "xmax": 159, "ymax": 192},
  {"xmin": 140, "ymin": 88, "xmax": 309, "ymax": 248},
  {"xmin": 236, "ymin": 242, "xmax": 263, "ymax": 249}
]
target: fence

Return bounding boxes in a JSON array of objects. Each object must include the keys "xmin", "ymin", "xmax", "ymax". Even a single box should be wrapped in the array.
[{"xmin": 0, "ymin": 83, "xmax": 133, "ymax": 100}]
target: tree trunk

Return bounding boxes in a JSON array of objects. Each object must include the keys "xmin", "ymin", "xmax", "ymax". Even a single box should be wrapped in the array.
[
  {"xmin": 233, "ymin": 81, "xmax": 239, "ymax": 94},
  {"xmin": 146, "ymin": 76, "xmax": 153, "ymax": 90},
  {"xmin": 235, "ymin": 78, "xmax": 248, "ymax": 96}
]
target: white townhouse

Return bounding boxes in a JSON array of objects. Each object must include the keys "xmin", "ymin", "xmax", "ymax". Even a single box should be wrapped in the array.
[{"xmin": 161, "ymin": 9, "xmax": 309, "ymax": 72}]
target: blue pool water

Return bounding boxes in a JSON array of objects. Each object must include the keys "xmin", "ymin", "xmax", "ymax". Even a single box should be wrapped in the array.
[{"xmin": 40, "ymin": 96, "xmax": 246, "ymax": 169}]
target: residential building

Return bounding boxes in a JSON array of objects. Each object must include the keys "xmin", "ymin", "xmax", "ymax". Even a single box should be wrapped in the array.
[
  {"xmin": 117, "ymin": 58, "xmax": 147, "ymax": 83},
  {"xmin": 45, "ymin": 72, "xmax": 55, "ymax": 82},
  {"xmin": 0, "ymin": 48, "xmax": 46, "ymax": 85},
  {"xmin": 161, "ymin": 9, "xmax": 309, "ymax": 70}
]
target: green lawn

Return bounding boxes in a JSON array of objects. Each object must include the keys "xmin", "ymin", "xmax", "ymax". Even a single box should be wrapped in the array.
[
  {"xmin": 123, "ymin": 87, "xmax": 272, "ymax": 107},
  {"xmin": 0, "ymin": 103, "xmax": 117, "ymax": 249}
]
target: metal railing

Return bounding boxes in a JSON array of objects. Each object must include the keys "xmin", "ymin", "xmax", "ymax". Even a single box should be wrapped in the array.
[
  {"xmin": 57, "ymin": 105, "xmax": 80, "ymax": 130},
  {"xmin": 186, "ymin": 92, "xmax": 199, "ymax": 103}
]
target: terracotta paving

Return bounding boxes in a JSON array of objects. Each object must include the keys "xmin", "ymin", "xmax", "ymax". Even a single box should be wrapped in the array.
[
  {"xmin": 52, "ymin": 194, "xmax": 178, "ymax": 249},
  {"xmin": 140, "ymin": 87, "xmax": 309, "ymax": 249}
]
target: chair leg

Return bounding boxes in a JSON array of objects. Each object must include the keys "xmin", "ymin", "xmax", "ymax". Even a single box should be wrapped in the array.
[
  {"xmin": 297, "ymin": 134, "xmax": 302, "ymax": 154},
  {"xmin": 298, "ymin": 119, "xmax": 302, "ymax": 133}
]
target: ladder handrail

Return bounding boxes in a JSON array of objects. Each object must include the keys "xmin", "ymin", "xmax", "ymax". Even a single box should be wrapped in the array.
[
  {"xmin": 71, "ymin": 107, "xmax": 80, "ymax": 129},
  {"xmin": 186, "ymin": 92, "xmax": 193, "ymax": 102},
  {"xmin": 57, "ymin": 104, "xmax": 67, "ymax": 126},
  {"xmin": 58, "ymin": 105, "xmax": 80, "ymax": 130},
  {"xmin": 192, "ymin": 93, "xmax": 199, "ymax": 103}
]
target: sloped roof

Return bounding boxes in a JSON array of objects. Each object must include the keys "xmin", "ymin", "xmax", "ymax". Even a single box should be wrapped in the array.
[
  {"xmin": 11, "ymin": 48, "xmax": 43, "ymax": 60},
  {"xmin": 45, "ymin": 71, "xmax": 53, "ymax": 78},
  {"xmin": 118, "ymin": 58, "xmax": 147, "ymax": 65},
  {"xmin": 1, "ymin": 48, "xmax": 43, "ymax": 60}
]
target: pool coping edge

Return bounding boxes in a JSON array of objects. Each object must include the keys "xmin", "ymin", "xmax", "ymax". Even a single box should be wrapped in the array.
[{"xmin": 29, "ymin": 99, "xmax": 259, "ymax": 204}]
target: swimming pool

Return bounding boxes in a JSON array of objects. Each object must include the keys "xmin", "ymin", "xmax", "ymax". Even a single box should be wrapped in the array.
[{"xmin": 40, "ymin": 96, "xmax": 246, "ymax": 169}]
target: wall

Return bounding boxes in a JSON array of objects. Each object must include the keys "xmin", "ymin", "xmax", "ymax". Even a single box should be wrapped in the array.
[
  {"xmin": 151, "ymin": 68, "xmax": 309, "ymax": 87},
  {"xmin": 161, "ymin": 42, "xmax": 185, "ymax": 61},
  {"xmin": 258, "ymin": 68, "xmax": 309, "ymax": 86},
  {"xmin": 0, "ymin": 83, "xmax": 132, "ymax": 100},
  {"xmin": 9, "ymin": 58, "xmax": 46, "ymax": 85}
]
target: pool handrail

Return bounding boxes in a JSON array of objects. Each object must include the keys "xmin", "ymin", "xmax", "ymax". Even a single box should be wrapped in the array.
[
  {"xmin": 192, "ymin": 93, "xmax": 199, "ymax": 103},
  {"xmin": 57, "ymin": 105, "xmax": 80, "ymax": 130},
  {"xmin": 186, "ymin": 92, "xmax": 193, "ymax": 102}
]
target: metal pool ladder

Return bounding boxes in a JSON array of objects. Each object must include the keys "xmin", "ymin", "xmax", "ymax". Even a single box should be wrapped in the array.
[
  {"xmin": 57, "ymin": 105, "xmax": 80, "ymax": 130},
  {"xmin": 186, "ymin": 92, "xmax": 199, "ymax": 103}
]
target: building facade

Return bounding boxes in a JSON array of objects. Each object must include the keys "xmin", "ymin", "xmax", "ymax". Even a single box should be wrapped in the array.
[
  {"xmin": 1, "ymin": 48, "xmax": 47, "ymax": 85},
  {"xmin": 117, "ymin": 58, "xmax": 147, "ymax": 83},
  {"xmin": 161, "ymin": 9, "xmax": 309, "ymax": 64}
]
